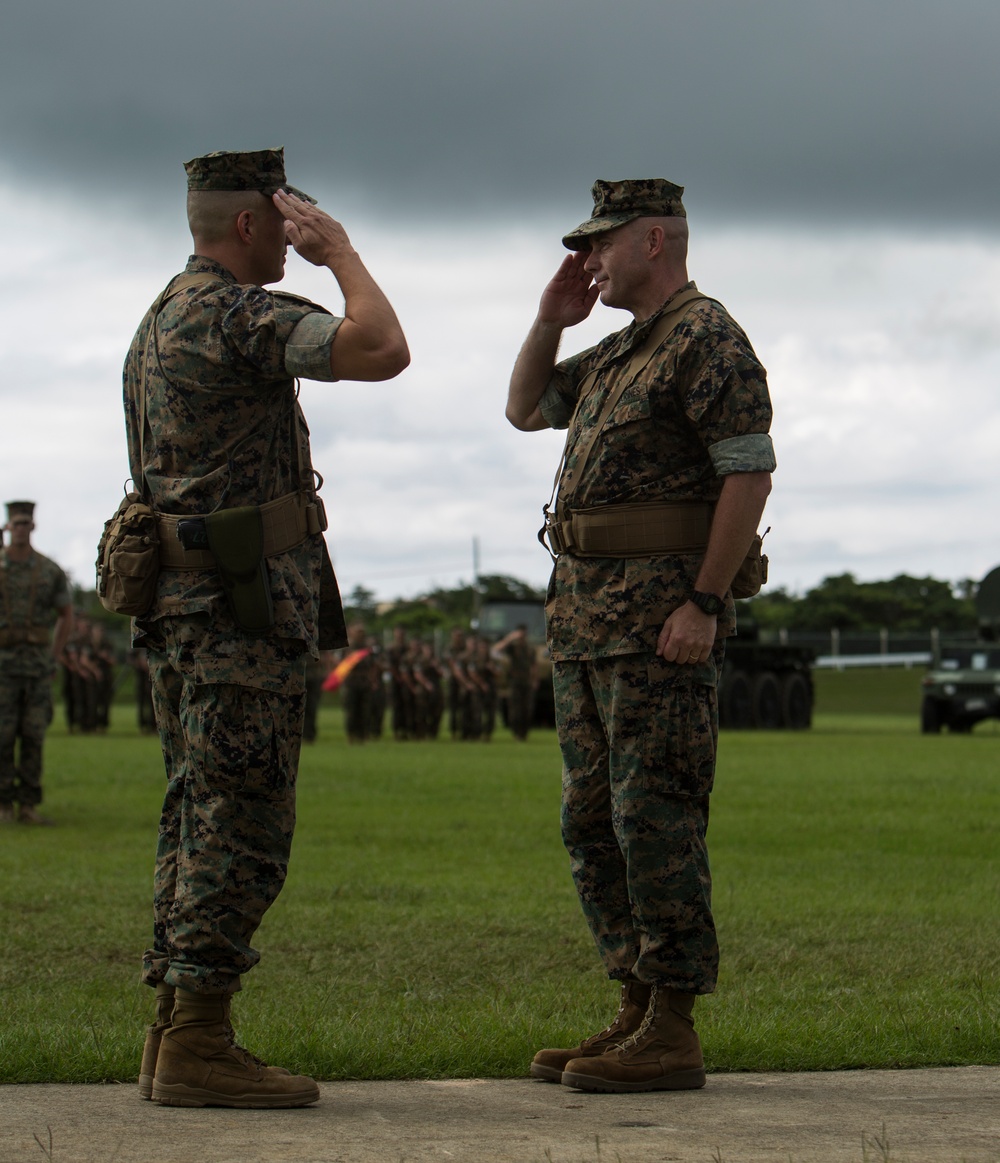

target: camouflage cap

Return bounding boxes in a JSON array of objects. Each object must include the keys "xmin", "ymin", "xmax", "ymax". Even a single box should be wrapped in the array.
[
  {"xmin": 5, "ymin": 500, "xmax": 35, "ymax": 522},
  {"xmin": 183, "ymin": 148, "xmax": 317, "ymax": 205},
  {"xmin": 562, "ymin": 178, "xmax": 686, "ymax": 250}
]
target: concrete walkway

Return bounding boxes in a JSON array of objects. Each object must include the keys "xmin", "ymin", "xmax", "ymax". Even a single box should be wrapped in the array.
[{"xmin": 2, "ymin": 1069, "xmax": 999, "ymax": 1163}]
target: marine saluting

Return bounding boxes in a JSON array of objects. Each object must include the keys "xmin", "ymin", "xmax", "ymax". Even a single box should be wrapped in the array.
[
  {"xmin": 507, "ymin": 178, "xmax": 774, "ymax": 1093},
  {"xmin": 122, "ymin": 148, "xmax": 408, "ymax": 1109}
]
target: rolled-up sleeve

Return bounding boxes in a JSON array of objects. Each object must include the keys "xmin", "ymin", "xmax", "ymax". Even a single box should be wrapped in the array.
[
  {"xmin": 708, "ymin": 432, "xmax": 777, "ymax": 475},
  {"xmin": 539, "ymin": 346, "xmax": 596, "ymax": 430},
  {"xmin": 538, "ymin": 376, "xmax": 576, "ymax": 430},
  {"xmin": 284, "ymin": 312, "xmax": 344, "ymax": 381}
]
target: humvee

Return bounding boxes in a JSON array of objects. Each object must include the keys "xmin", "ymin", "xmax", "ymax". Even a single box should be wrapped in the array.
[{"xmin": 920, "ymin": 566, "xmax": 1000, "ymax": 734}]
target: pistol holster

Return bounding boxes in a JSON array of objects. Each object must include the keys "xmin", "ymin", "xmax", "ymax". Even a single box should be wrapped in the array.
[{"xmin": 205, "ymin": 506, "xmax": 275, "ymax": 634}]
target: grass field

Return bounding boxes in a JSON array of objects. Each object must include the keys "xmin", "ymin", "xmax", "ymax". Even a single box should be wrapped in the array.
[{"xmin": 2, "ymin": 667, "xmax": 999, "ymax": 1083}]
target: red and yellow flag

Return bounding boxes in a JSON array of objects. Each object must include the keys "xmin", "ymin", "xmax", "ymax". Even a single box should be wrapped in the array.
[{"xmin": 322, "ymin": 648, "xmax": 371, "ymax": 692}]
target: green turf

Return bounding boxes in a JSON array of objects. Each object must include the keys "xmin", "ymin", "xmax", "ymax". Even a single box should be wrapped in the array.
[
  {"xmin": 812, "ymin": 664, "xmax": 926, "ymax": 716},
  {"xmin": 2, "ymin": 681, "xmax": 999, "ymax": 1082}
]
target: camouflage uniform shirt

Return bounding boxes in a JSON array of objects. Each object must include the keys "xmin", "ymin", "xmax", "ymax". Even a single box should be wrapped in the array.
[
  {"xmin": 0, "ymin": 549, "xmax": 70, "ymax": 679},
  {"xmin": 123, "ymin": 255, "xmax": 347, "ymax": 657},
  {"xmin": 539, "ymin": 282, "xmax": 775, "ymax": 662}
]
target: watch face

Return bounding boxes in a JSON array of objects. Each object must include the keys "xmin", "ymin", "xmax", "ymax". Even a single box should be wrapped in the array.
[{"xmin": 692, "ymin": 591, "xmax": 725, "ymax": 615}]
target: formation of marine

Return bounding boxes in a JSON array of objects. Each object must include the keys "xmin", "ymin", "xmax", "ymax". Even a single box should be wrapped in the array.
[
  {"xmin": 319, "ymin": 623, "xmax": 541, "ymax": 744},
  {"xmin": 0, "ymin": 518, "xmax": 540, "ymax": 775}
]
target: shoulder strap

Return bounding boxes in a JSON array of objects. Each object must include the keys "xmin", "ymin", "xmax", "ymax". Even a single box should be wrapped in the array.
[
  {"xmin": 546, "ymin": 288, "xmax": 708, "ymax": 517},
  {"xmin": 138, "ymin": 272, "xmax": 221, "ymax": 499}
]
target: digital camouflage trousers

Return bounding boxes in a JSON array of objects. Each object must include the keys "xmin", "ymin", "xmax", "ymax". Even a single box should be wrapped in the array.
[
  {"xmin": 142, "ymin": 614, "xmax": 308, "ymax": 994},
  {"xmin": 553, "ymin": 642, "xmax": 725, "ymax": 994},
  {"xmin": 0, "ymin": 672, "xmax": 53, "ymax": 807}
]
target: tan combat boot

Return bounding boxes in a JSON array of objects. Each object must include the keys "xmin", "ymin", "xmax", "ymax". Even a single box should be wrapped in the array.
[
  {"xmin": 561, "ymin": 985, "xmax": 706, "ymax": 1092},
  {"xmin": 530, "ymin": 979, "xmax": 652, "ymax": 1082},
  {"xmin": 0, "ymin": 804, "xmax": 15, "ymax": 824},
  {"xmin": 151, "ymin": 988, "xmax": 319, "ymax": 1108},
  {"xmin": 138, "ymin": 982, "xmax": 175, "ymax": 1100}
]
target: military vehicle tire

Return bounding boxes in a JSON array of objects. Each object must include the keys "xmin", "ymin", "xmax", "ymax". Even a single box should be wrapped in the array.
[
  {"xmin": 721, "ymin": 669, "xmax": 753, "ymax": 728},
  {"xmin": 920, "ymin": 697, "xmax": 943, "ymax": 734},
  {"xmin": 949, "ymin": 720, "xmax": 973, "ymax": 734},
  {"xmin": 780, "ymin": 672, "xmax": 812, "ymax": 730},
  {"xmin": 751, "ymin": 671, "xmax": 782, "ymax": 729}
]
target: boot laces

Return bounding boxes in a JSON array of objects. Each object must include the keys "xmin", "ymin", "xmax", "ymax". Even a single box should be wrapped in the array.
[
  {"xmin": 582, "ymin": 985, "xmax": 629, "ymax": 1047},
  {"xmin": 597, "ymin": 991, "xmax": 628, "ymax": 1037},
  {"xmin": 615, "ymin": 984, "xmax": 658, "ymax": 1051},
  {"xmin": 224, "ymin": 1022, "xmax": 270, "ymax": 1069}
]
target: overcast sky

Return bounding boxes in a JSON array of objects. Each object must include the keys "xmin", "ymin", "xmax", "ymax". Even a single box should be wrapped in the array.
[{"xmin": 2, "ymin": 0, "xmax": 999, "ymax": 604}]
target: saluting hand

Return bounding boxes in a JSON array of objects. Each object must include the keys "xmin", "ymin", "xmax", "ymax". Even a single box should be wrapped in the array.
[
  {"xmin": 273, "ymin": 189, "xmax": 357, "ymax": 270},
  {"xmin": 538, "ymin": 252, "xmax": 600, "ymax": 329}
]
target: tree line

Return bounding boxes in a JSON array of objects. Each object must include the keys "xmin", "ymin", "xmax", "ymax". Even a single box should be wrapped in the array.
[
  {"xmin": 346, "ymin": 571, "xmax": 980, "ymax": 635},
  {"xmin": 73, "ymin": 569, "xmax": 980, "ymax": 639},
  {"xmin": 342, "ymin": 574, "xmax": 547, "ymax": 635},
  {"xmin": 737, "ymin": 573, "xmax": 978, "ymax": 632}
]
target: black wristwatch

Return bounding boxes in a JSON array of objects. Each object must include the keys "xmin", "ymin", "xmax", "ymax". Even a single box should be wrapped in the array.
[{"xmin": 690, "ymin": 590, "xmax": 726, "ymax": 616}]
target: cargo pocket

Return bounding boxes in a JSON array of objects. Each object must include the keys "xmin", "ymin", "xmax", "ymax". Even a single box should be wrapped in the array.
[
  {"xmin": 643, "ymin": 658, "xmax": 719, "ymax": 798},
  {"xmin": 200, "ymin": 684, "xmax": 297, "ymax": 799}
]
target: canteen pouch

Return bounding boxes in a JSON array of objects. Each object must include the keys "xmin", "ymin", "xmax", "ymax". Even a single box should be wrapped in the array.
[
  {"xmin": 731, "ymin": 532, "xmax": 769, "ymax": 600},
  {"xmin": 204, "ymin": 506, "xmax": 275, "ymax": 634},
  {"xmin": 96, "ymin": 491, "xmax": 160, "ymax": 616}
]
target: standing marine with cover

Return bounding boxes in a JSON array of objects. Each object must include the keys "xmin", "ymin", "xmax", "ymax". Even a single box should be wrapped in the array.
[
  {"xmin": 0, "ymin": 501, "xmax": 73, "ymax": 826},
  {"xmin": 124, "ymin": 148, "xmax": 408, "ymax": 1108},
  {"xmin": 492, "ymin": 624, "xmax": 537, "ymax": 741},
  {"xmin": 506, "ymin": 179, "xmax": 774, "ymax": 1092}
]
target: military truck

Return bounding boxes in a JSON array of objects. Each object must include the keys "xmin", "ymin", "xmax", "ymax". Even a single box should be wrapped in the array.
[
  {"xmin": 477, "ymin": 600, "xmax": 814, "ymax": 730},
  {"xmin": 920, "ymin": 566, "xmax": 1000, "ymax": 734},
  {"xmin": 718, "ymin": 621, "xmax": 815, "ymax": 730}
]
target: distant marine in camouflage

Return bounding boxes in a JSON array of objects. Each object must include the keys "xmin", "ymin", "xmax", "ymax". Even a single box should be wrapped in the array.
[{"xmin": 0, "ymin": 500, "xmax": 73, "ymax": 825}]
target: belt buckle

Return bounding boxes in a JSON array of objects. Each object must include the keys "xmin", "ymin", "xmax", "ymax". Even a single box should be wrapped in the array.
[{"xmin": 538, "ymin": 506, "xmax": 564, "ymax": 557}]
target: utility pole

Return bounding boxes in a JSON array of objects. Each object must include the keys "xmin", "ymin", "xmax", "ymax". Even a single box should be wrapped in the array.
[{"xmin": 471, "ymin": 536, "xmax": 482, "ymax": 630}]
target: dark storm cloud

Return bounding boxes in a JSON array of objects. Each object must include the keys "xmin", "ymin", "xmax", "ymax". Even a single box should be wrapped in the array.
[{"xmin": 2, "ymin": 0, "xmax": 998, "ymax": 224}]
